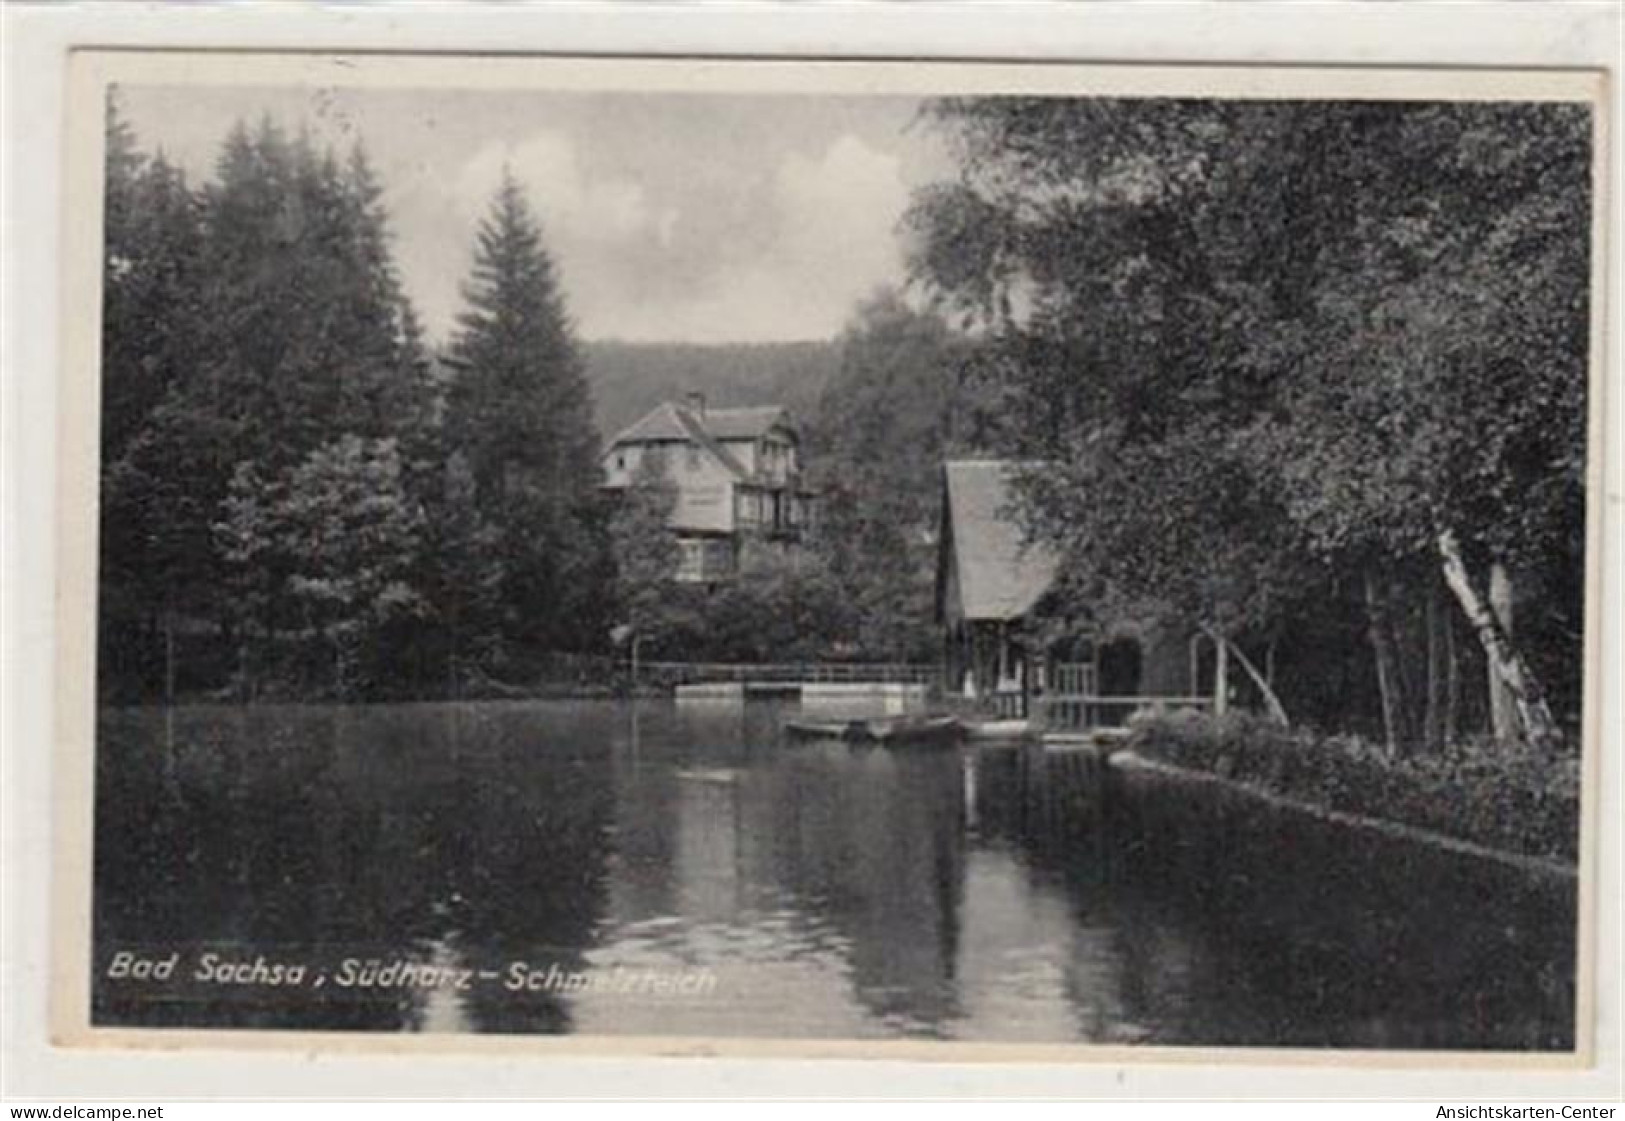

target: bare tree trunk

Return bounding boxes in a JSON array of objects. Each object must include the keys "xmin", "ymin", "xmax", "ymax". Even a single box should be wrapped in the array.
[
  {"xmin": 1363, "ymin": 570, "xmax": 1405, "ymax": 756},
  {"xmin": 1486, "ymin": 562, "xmax": 1517, "ymax": 742},
  {"xmin": 1436, "ymin": 529, "xmax": 1563, "ymax": 753},
  {"xmin": 1212, "ymin": 630, "xmax": 1229, "ymax": 717},
  {"xmin": 1444, "ymin": 605, "xmax": 1461, "ymax": 748},
  {"xmin": 1424, "ymin": 582, "xmax": 1444, "ymax": 753},
  {"xmin": 1391, "ymin": 585, "xmax": 1423, "ymax": 748}
]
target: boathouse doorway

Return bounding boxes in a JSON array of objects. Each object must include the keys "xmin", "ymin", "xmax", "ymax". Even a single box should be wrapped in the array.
[{"xmin": 1097, "ymin": 638, "xmax": 1142, "ymax": 697}]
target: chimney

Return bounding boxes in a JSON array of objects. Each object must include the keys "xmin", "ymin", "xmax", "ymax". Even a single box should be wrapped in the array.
[{"xmin": 683, "ymin": 391, "xmax": 706, "ymax": 418}]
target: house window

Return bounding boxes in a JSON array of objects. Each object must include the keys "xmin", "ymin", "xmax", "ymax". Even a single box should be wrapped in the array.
[
  {"xmin": 676, "ymin": 539, "xmax": 705, "ymax": 582},
  {"xmin": 705, "ymin": 539, "xmax": 736, "ymax": 578},
  {"xmin": 616, "ymin": 453, "xmax": 626, "ymax": 471},
  {"xmin": 686, "ymin": 442, "xmax": 701, "ymax": 470}
]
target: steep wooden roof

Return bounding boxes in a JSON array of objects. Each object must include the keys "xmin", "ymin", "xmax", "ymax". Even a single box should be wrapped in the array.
[
  {"xmin": 702, "ymin": 406, "xmax": 793, "ymax": 443},
  {"xmin": 607, "ymin": 403, "xmax": 791, "ymax": 448},
  {"xmin": 938, "ymin": 460, "xmax": 1060, "ymax": 623}
]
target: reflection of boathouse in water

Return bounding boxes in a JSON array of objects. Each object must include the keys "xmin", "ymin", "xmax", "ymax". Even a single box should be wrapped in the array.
[{"xmin": 934, "ymin": 459, "xmax": 1191, "ymax": 720}]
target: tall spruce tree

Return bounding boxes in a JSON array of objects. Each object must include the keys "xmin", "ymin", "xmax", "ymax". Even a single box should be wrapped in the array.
[
  {"xmin": 447, "ymin": 170, "xmax": 607, "ymax": 656},
  {"xmin": 100, "ymin": 110, "xmax": 442, "ymax": 697},
  {"xmin": 99, "ymin": 91, "xmax": 212, "ymax": 697}
]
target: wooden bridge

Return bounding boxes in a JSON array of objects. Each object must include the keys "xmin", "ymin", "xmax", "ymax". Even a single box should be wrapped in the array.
[
  {"xmin": 641, "ymin": 660, "xmax": 942, "ymax": 688},
  {"xmin": 985, "ymin": 662, "xmax": 1214, "ymax": 733}
]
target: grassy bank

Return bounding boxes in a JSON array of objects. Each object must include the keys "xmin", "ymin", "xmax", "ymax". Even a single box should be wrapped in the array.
[{"xmin": 1122, "ymin": 712, "xmax": 1580, "ymax": 863}]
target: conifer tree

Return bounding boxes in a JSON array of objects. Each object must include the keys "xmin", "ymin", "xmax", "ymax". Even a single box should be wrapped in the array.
[
  {"xmin": 99, "ymin": 92, "xmax": 212, "ymax": 696},
  {"xmin": 102, "ymin": 110, "xmax": 442, "ymax": 696},
  {"xmin": 447, "ymin": 170, "xmax": 607, "ymax": 654}
]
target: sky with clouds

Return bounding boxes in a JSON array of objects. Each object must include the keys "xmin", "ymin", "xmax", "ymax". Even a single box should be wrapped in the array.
[{"xmin": 117, "ymin": 84, "xmax": 953, "ymax": 345}]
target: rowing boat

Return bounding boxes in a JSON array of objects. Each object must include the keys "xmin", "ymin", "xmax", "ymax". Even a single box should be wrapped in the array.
[{"xmin": 783, "ymin": 715, "xmax": 963, "ymax": 746}]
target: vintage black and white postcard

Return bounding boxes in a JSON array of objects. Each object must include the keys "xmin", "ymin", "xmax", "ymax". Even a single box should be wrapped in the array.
[{"xmin": 46, "ymin": 49, "xmax": 1608, "ymax": 1064}]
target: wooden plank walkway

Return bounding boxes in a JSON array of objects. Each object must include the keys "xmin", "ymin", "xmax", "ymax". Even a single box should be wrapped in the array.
[{"xmin": 645, "ymin": 660, "xmax": 941, "ymax": 686}]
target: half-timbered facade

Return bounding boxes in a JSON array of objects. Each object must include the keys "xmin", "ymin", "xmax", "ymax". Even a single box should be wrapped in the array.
[{"xmin": 603, "ymin": 395, "xmax": 816, "ymax": 583}]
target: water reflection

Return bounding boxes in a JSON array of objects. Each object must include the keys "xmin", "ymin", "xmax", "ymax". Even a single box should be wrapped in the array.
[{"xmin": 94, "ymin": 700, "xmax": 1574, "ymax": 1047}]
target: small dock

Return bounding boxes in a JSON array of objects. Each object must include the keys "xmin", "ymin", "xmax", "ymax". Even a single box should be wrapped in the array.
[{"xmin": 675, "ymin": 680, "xmax": 929, "ymax": 709}]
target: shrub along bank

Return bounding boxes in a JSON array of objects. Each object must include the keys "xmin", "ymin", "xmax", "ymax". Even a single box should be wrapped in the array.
[{"xmin": 1122, "ymin": 711, "xmax": 1580, "ymax": 863}]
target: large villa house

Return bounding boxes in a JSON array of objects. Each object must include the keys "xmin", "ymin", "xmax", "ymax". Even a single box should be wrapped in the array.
[{"xmin": 601, "ymin": 394, "xmax": 816, "ymax": 583}]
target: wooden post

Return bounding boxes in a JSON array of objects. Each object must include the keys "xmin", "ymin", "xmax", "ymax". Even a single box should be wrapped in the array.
[
  {"xmin": 1213, "ymin": 632, "xmax": 1229, "ymax": 717},
  {"xmin": 1202, "ymin": 626, "xmax": 1289, "ymax": 725}
]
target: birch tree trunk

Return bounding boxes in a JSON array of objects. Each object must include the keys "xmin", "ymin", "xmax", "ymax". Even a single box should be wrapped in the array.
[
  {"xmin": 1486, "ymin": 562, "xmax": 1517, "ymax": 742},
  {"xmin": 1436, "ymin": 528, "xmax": 1563, "ymax": 752}
]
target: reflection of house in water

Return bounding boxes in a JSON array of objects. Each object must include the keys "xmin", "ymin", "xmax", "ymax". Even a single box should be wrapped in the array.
[
  {"xmin": 749, "ymin": 746, "xmax": 968, "ymax": 1033},
  {"xmin": 671, "ymin": 773, "xmax": 750, "ymax": 922},
  {"xmin": 935, "ymin": 459, "xmax": 1191, "ymax": 719}
]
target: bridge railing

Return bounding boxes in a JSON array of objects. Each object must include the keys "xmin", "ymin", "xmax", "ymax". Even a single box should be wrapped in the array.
[{"xmin": 639, "ymin": 660, "xmax": 943, "ymax": 687}]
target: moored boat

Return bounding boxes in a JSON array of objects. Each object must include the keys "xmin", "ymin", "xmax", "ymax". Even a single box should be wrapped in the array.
[
  {"xmin": 961, "ymin": 717, "xmax": 1033, "ymax": 741},
  {"xmin": 783, "ymin": 714, "xmax": 963, "ymax": 747}
]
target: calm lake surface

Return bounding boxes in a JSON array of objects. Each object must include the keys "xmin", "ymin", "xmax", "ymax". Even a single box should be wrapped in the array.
[{"xmin": 93, "ymin": 700, "xmax": 1576, "ymax": 1048}]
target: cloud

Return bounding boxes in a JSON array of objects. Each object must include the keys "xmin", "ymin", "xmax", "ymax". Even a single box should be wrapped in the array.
[
  {"xmin": 765, "ymin": 133, "xmax": 912, "ymax": 328},
  {"xmin": 454, "ymin": 131, "xmax": 678, "ymax": 249},
  {"xmin": 437, "ymin": 129, "xmax": 912, "ymax": 343},
  {"xmin": 119, "ymin": 86, "xmax": 937, "ymax": 344},
  {"xmin": 612, "ymin": 136, "xmax": 911, "ymax": 343},
  {"xmin": 777, "ymin": 133, "xmax": 910, "ymax": 273}
]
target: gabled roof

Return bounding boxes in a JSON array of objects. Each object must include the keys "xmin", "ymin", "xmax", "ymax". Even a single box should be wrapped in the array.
[
  {"xmin": 703, "ymin": 406, "xmax": 793, "ymax": 443},
  {"xmin": 606, "ymin": 401, "xmax": 691, "ymax": 447},
  {"xmin": 605, "ymin": 401, "xmax": 795, "ymax": 480},
  {"xmin": 939, "ymin": 460, "xmax": 1060, "ymax": 623},
  {"xmin": 607, "ymin": 403, "xmax": 792, "ymax": 449},
  {"xmin": 671, "ymin": 407, "xmax": 750, "ymax": 479}
]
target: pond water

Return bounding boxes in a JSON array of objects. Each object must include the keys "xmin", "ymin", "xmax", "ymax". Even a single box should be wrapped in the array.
[{"xmin": 92, "ymin": 699, "xmax": 1576, "ymax": 1048}]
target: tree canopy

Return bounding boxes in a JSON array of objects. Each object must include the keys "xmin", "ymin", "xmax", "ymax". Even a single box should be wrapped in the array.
[
  {"xmin": 98, "ymin": 103, "xmax": 609, "ymax": 699},
  {"xmin": 906, "ymin": 97, "xmax": 1592, "ymax": 751}
]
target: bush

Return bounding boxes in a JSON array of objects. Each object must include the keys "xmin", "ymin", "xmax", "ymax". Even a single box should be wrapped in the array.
[{"xmin": 1124, "ymin": 711, "xmax": 1580, "ymax": 862}]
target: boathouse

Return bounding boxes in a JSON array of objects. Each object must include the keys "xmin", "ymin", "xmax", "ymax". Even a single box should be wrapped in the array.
[
  {"xmin": 935, "ymin": 459, "xmax": 1193, "ymax": 722},
  {"xmin": 935, "ymin": 460, "xmax": 1060, "ymax": 715}
]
